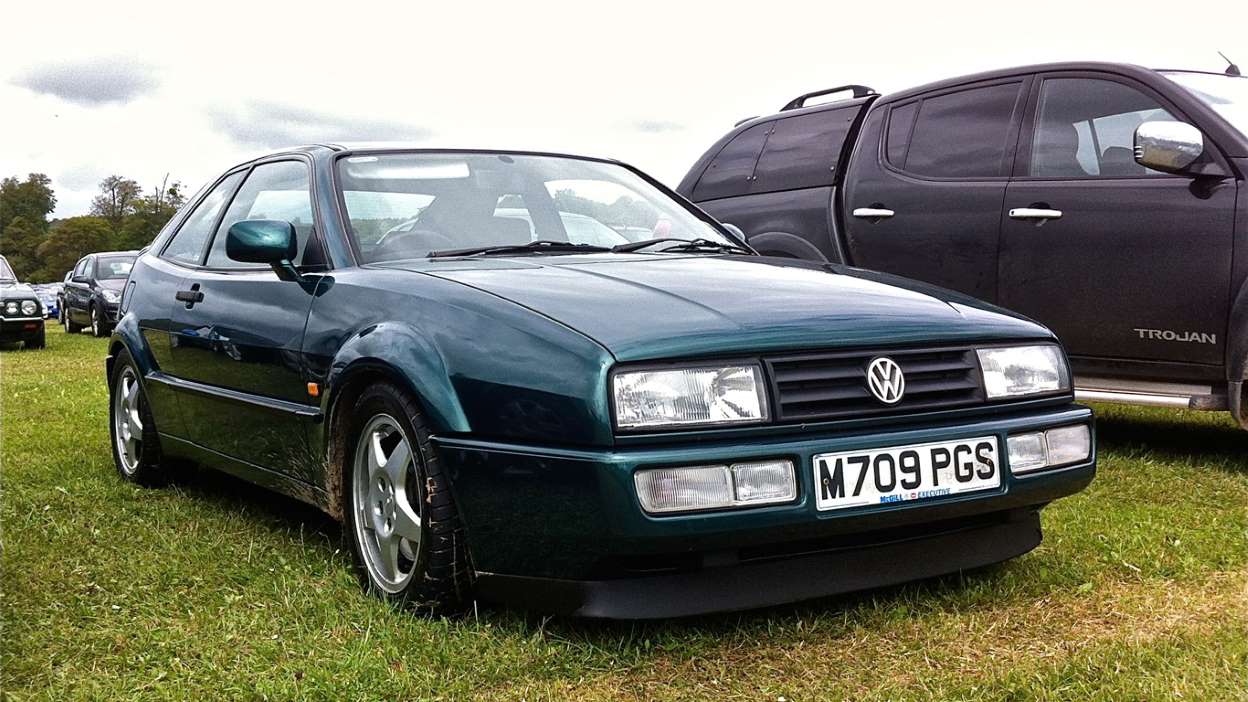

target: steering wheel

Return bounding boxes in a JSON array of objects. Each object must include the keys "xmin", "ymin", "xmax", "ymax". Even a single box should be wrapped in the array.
[{"xmin": 370, "ymin": 229, "xmax": 457, "ymax": 262}]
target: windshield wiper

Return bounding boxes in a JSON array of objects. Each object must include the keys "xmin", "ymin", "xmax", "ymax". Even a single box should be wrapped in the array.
[
  {"xmin": 429, "ymin": 240, "xmax": 613, "ymax": 258},
  {"xmin": 611, "ymin": 237, "xmax": 754, "ymax": 255}
]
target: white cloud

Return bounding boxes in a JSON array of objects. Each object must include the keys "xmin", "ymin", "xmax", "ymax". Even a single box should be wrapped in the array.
[{"xmin": 1, "ymin": 0, "xmax": 1245, "ymax": 218}]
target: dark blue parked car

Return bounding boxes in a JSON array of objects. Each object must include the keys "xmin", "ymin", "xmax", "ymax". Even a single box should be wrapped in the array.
[{"xmin": 107, "ymin": 146, "xmax": 1094, "ymax": 618}]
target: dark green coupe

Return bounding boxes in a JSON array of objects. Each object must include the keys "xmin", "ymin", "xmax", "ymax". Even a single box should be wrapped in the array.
[{"xmin": 108, "ymin": 146, "xmax": 1095, "ymax": 618}]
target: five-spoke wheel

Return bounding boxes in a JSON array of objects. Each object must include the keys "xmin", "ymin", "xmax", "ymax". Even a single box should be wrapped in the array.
[
  {"xmin": 343, "ymin": 382, "xmax": 471, "ymax": 612},
  {"xmin": 351, "ymin": 414, "xmax": 423, "ymax": 593},
  {"xmin": 113, "ymin": 367, "xmax": 144, "ymax": 475}
]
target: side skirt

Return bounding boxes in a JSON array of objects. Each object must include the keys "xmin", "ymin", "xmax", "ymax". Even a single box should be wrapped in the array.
[{"xmin": 159, "ymin": 433, "xmax": 332, "ymax": 515}]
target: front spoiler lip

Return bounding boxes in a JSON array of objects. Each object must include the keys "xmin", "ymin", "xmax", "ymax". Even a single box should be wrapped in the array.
[{"xmin": 474, "ymin": 509, "xmax": 1043, "ymax": 619}]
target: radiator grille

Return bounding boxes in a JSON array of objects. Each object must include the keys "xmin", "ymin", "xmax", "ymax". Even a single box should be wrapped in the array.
[{"xmin": 765, "ymin": 347, "xmax": 984, "ymax": 421}]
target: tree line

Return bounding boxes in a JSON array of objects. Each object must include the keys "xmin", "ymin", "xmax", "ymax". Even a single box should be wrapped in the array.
[{"xmin": 0, "ymin": 173, "xmax": 185, "ymax": 282}]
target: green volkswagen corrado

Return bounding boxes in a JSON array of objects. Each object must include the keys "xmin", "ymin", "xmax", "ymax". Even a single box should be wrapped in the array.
[{"xmin": 107, "ymin": 146, "xmax": 1095, "ymax": 618}]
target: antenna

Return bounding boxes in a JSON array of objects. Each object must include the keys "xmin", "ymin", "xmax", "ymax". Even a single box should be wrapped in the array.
[{"xmin": 1218, "ymin": 51, "xmax": 1241, "ymax": 77}]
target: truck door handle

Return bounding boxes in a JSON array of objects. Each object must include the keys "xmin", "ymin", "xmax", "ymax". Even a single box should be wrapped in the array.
[
  {"xmin": 175, "ymin": 284, "xmax": 204, "ymax": 308},
  {"xmin": 1008, "ymin": 207, "xmax": 1063, "ymax": 220},
  {"xmin": 852, "ymin": 207, "xmax": 895, "ymax": 219}
]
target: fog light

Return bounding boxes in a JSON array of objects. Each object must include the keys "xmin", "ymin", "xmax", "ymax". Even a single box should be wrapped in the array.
[
  {"xmin": 635, "ymin": 465, "xmax": 733, "ymax": 514},
  {"xmin": 1007, "ymin": 432, "xmax": 1048, "ymax": 474},
  {"xmin": 635, "ymin": 459, "xmax": 796, "ymax": 514},
  {"xmin": 731, "ymin": 460, "xmax": 796, "ymax": 503},
  {"xmin": 1046, "ymin": 425, "xmax": 1091, "ymax": 466}
]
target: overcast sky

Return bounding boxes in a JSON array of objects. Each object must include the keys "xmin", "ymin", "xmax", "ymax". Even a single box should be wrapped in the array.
[{"xmin": 1, "ymin": 0, "xmax": 1245, "ymax": 218}]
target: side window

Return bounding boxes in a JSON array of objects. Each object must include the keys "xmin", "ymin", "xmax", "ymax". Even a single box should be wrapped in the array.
[
  {"xmin": 904, "ymin": 82, "xmax": 1023, "ymax": 178},
  {"xmin": 73, "ymin": 258, "xmax": 89, "ymax": 278},
  {"xmin": 691, "ymin": 122, "xmax": 771, "ymax": 201},
  {"xmin": 1030, "ymin": 78, "xmax": 1177, "ymax": 178},
  {"xmin": 885, "ymin": 102, "xmax": 918, "ymax": 166},
  {"xmin": 205, "ymin": 161, "xmax": 313, "ymax": 268},
  {"xmin": 162, "ymin": 172, "xmax": 243, "ymax": 264},
  {"xmin": 752, "ymin": 107, "xmax": 859, "ymax": 192}
]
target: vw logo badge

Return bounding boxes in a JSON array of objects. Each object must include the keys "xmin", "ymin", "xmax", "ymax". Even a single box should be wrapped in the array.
[{"xmin": 866, "ymin": 357, "xmax": 905, "ymax": 404}]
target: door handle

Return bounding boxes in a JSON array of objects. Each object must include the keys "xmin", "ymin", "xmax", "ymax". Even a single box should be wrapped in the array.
[
  {"xmin": 852, "ymin": 207, "xmax": 895, "ymax": 219},
  {"xmin": 175, "ymin": 284, "xmax": 204, "ymax": 308},
  {"xmin": 1008, "ymin": 207, "xmax": 1063, "ymax": 220}
]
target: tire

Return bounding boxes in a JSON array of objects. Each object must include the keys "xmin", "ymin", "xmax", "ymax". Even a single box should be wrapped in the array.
[
  {"xmin": 90, "ymin": 304, "xmax": 107, "ymax": 337},
  {"xmin": 108, "ymin": 349, "xmax": 166, "ymax": 485},
  {"xmin": 25, "ymin": 327, "xmax": 46, "ymax": 349},
  {"xmin": 341, "ymin": 382, "xmax": 471, "ymax": 613},
  {"xmin": 66, "ymin": 307, "xmax": 83, "ymax": 333}
]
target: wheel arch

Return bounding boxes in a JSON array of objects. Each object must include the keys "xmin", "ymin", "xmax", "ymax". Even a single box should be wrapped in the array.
[
  {"xmin": 316, "ymin": 323, "xmax": 469, "ymax": 519},
  {"xmin": 747, "ymin": 231, "xmax": 830, "ymax": 261},
  {"xmin": 1225, "ymin": 277, "xmax": 1248, "ymax": 427}
]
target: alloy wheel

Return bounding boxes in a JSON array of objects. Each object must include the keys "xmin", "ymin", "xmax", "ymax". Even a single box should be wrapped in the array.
[
  {"xmin": 113, "ymin": 368, "xmax": 144, "ymax": 475},
  {"xmin": 351, "ymin": 413, "xmax": 423, "ymax": 593},
  {"xmin": 92, "ymin": 307, "xmax": 101, "ymax": 336}
]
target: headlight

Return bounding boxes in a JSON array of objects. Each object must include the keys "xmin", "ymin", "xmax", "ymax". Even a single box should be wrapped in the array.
[
  {"xmin": 102, "ymin": 289, "xmax": 121, "ymax": 303},
  {"xmin": 977, "ymin": 345, "xmax": 1069, "ymax": 399},
  {"xmin": 20, "ymin": 300, "xmax": 38, "ymax": 316},
  {"xmin": 613, "ymin": 364, "xmax": 769, "ymax": 429}
]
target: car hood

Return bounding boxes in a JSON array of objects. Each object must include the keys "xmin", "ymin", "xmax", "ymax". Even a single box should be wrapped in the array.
[
  {"xmin": 98, "ymin": 279, "xmax": 127, "ymax": 292},
  {"xmin": 389, "ymin": 254, "xmax": 1054, "ymax": 362},
  {"xmin": 0, "ymin": 281, "xmax": 38, "ymax": 301}
]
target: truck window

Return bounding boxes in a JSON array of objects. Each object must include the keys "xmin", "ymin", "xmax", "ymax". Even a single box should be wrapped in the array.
[
  {"xmin": 903, "ymin": 82, "xmax": 1022, "ymax": 178},
  {"xmin": 1030, "ymin": 78, "xmax": 1176, "ymax": 178},
  {"xmin": 691, "ymin": 122, "xmax": 771, "ymax": 201},
  {"xmin": 752, "ymin": 106, "xmax": 859, "ymax": 192},
  {"xmin": 886, "ymin": 102, "xmax": 918, "ymax": 166}
]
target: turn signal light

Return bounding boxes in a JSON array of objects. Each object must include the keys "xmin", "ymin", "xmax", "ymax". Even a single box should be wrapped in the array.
[{"xmin": 1007, "ymin": 425, "xmax": 1091, "ymax": 475}]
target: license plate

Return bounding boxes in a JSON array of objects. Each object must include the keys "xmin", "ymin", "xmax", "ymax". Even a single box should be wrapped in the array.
[{"xmin": 813, "ymin": 436, "xmax": 1000, "ymax": 511}]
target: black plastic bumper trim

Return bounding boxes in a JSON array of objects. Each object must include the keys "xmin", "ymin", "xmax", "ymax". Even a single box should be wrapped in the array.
[{"xmin": 474, "ymin": 509, "xmax": 1042, "ymax": 619}]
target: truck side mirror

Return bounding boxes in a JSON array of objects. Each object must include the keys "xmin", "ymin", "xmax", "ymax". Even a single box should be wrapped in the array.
[{"xmin": 1134, "ymin": 121, "xmax": 1204, "ymax": 174}]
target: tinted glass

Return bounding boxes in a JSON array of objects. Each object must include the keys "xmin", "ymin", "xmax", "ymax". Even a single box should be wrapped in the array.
[
  {"xmin": 905, "ymin": 82, "xmax": 1022, "ymax": 178},
  {"xmin": 1031, "ymin": 78, "xmax": 1176, "ymax": 177},
  {"xmin": 885, "ymin": 102, "xmax": 918, "ymax": 166},
  {"xmin": 206, "ymin": 161, "xmax": 314, "ymax": 267},
  {"xmin": 95, "ymin": 255, "xmax": 135, "ymax": 279},
  {"xmin": 339, "ymin": 153, "xmax": 725, "ymax": 262},
  {"xmin": 163, "ymin": 172, "xmax": 243, "ymax": 264},
  {"xmin": 752, "ymin": 107, "xmax": 859, "ymax": 191},
  {"xmin": 691, "ymin": 123, "xmax": 770, "ymax": 200}
]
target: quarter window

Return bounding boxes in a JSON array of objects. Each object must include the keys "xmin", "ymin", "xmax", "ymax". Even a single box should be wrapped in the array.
[
  {"xmin": 162, "ymin": 172, "xmax": 243, "ymax": 264},
  {"xmin": 1030, "ymin": 78, "xmax": 1176, "ymax": 178},
  {"xmin": 885, "ymin": 102, "xmax": 918, "ymax": 166},
  {"xmin": 902, "ymin": 82, "xmax": 1022, "ymax": 178},
  {"xmin": 206, "ymin": 161, "xmax": 314, "ymax": 268}
]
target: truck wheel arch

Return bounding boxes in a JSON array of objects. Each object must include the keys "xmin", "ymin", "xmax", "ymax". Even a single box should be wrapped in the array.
[
  {"xmin": 1224, "ymin": 278, "xmax": 1248, "ymax": 428},
  {"xmin": 747, "ymin": 232, "xmax": 830, "ymax": 262}
]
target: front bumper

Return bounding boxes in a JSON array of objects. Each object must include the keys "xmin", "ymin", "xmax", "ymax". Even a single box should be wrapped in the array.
[
  {"xmin": 0, "ymin": 316, "xmax": 44, "ymax": 341},
  {"xmin": 102, "ymin": 301, "xmax": 120, "ymax": 323},
  {"xmin": 438, "ymin": 404, "xmax": 1095, "ymax": 617}
]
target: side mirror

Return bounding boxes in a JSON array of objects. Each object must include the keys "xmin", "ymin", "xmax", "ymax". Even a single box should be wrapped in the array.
[
  {"xmin": 227, "ymin": 220, "xmax": 297, "ymax": 264},
  {"xmin": 72, "ymin": 275, "xmax": 89, "ymax": 284},
  {"xmin": 1134, "ymin": 121, "xmax": 1204, "ymax": 174}
]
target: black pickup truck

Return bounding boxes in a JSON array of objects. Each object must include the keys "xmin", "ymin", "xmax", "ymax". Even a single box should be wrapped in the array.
[{"xmin": 677, "ymin": 62, "xmax": 1248, "ymax": 426}]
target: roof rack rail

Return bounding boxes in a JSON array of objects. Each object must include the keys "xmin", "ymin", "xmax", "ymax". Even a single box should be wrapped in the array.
[{"xmin": 781, "ymin": 85, "xmax": 877, "ymax": 111}]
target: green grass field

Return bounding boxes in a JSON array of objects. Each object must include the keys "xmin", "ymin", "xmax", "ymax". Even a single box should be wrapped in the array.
[{"xmin": 2, "ymin": 325, "xmax": 1246, "ymax": 700}]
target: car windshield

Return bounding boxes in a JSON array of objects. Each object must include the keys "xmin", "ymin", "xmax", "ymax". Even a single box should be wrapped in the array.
[
  {"xmin": 1163, "ymin": 72, "xmax": 1248, "ymax": 137},
  {"xmin": 96, "ymin": 256, "xmax": 135, "ymax": 280},
  {"xmin": 337, "ymin": 152, "xmax": 730, "ymax": 262},
  {"xmin": 0, "ymin": 257, "xmax": 14, "ymax": 281}
]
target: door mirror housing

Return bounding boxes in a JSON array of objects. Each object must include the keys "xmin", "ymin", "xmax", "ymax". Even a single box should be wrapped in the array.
[
  {"xmin": 226, "ymin": 220, "xmax": 298, "ymax": 264},
  {"xmin": 1134, "ymin": 121, "xmax": 1205, "ymax": 174}
]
